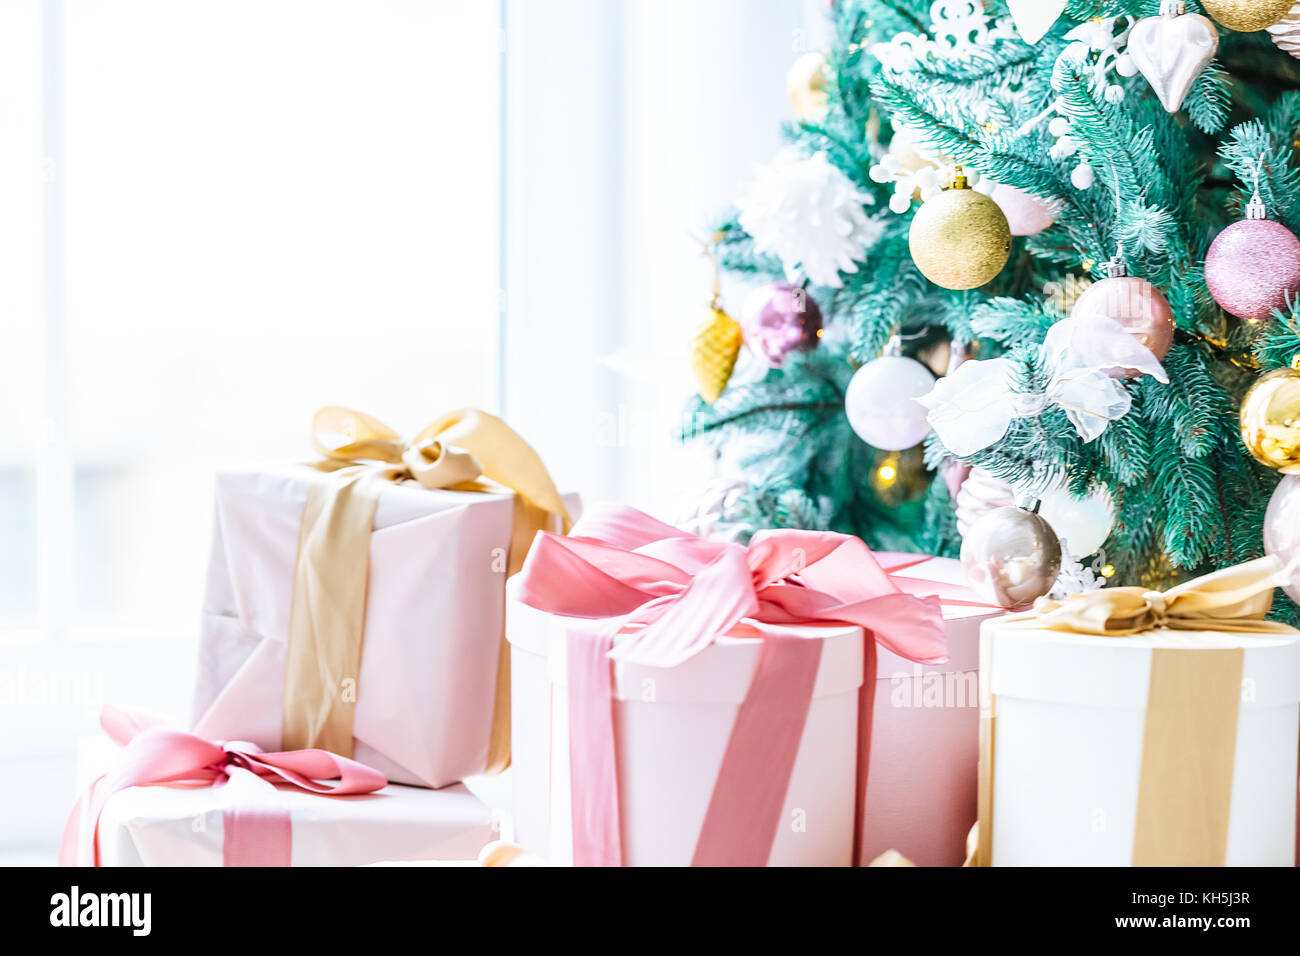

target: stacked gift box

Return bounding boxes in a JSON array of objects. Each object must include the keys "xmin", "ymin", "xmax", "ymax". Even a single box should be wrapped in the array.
[
  {"xmin": 64, "ymin": 407, "xmax": 1300, "ymax": 867},
  {"xmin": 64, "ymin": 407, "xmax": 576, "ymax": 868}
]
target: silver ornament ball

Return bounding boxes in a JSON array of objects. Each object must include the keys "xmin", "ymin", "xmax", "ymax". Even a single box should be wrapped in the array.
[{"xmin": 960, "ymin": 506, "xmax": 1063, "ymax": 609}]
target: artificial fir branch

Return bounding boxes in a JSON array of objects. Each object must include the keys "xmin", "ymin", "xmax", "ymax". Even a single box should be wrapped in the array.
[
  {"xmin": 688, "ymin": 0, "xmax": 1300, "ymax": 584},
  {"xmin": 1254, "ymin": 305, "xmax": 1300, "ymax": 370}
]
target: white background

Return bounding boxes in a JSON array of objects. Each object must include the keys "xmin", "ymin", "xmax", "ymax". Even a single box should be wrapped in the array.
[{"xmin": 0, "ymin": 0, "xmax": 822, "ymax": 859}]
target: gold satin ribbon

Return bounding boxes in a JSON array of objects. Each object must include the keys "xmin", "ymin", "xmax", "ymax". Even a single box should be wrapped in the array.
[
  {"xmin": 975, "ymin": 554, "xmax": 1298, "ymax": 866},
  {"xmin": 283, "ymin": 406, "xmax": 571, "ymax": 774},
  {"xmin": 1008, "ymin": 555, "xmax": 1297, "ymax": 637}
]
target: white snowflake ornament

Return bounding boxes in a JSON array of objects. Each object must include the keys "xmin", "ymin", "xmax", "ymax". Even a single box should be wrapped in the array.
[
  {"xmin": 1020, "ymin": 17, "xmax": 1135, "ymax": 192},
  {"xmin": 1048, "ymin": 551, "xmax": 1108, "ymax": 600},
  {"xmin": 1061, "ymin": 16, "xmax": 1132, "ymax": 102},
  {"xmin": 737, "ymin": 149, "xmax": 882, "ymax": 288},
  {"xmin": 874, "ymin": 1, "xmax": 1019, "ymax": 71}
]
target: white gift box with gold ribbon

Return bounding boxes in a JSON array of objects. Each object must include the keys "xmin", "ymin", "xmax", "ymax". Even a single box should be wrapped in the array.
[
  {"xmin": 975, "ymin": 556, "xmax": 1300, "ymax": 866},
  {"xmin": 190, "ymin": 407, "xmax": 575, "ymax": 789}
]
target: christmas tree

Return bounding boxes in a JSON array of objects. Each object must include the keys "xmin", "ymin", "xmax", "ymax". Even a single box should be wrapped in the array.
[{"xmin": 683, "ymin": 0, "xmax": 1300, "ymax": 616}]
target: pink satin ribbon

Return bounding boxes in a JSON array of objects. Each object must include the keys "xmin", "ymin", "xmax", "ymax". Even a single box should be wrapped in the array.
[
  {"xmin": 59, "ymin": 705, "xmax": 386, "ymax": 867},
  {"xmin": 513, "ymin": 504, "xmax": 958, "ymax": 866}
]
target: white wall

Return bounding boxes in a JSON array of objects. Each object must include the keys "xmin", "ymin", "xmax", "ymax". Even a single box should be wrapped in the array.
[{"xmin": 503, "ymin": 0, "xmax": 822, "ymax": 518}]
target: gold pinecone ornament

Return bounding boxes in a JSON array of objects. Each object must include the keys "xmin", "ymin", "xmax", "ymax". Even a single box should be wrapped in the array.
[{"xmin": 691, "ymin": 302, "xmax": 744, "ymax": 404}]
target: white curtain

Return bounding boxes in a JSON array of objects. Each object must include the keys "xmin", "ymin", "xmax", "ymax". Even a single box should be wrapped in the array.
[{"xmin": 501, "ymin": 0, "xmax": 816, "ymax": 518}]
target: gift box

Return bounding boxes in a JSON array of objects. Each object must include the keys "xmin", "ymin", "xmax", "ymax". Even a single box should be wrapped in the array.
[
  {"xmin": 63, "ymin": 707, "xmax": 499, "ymax": 866},
  {"xmin": 505, "ymin": 505, "xmax": 951, "ymax": 867},
  {"xmin": 190, "ymin": 407, "xmax": 576, "ymax": 788},
  {"xmin": 974, "ymin": 557, "xmax": 1300, "ymax": 866},
  {"xmin": 859, "ymin": 554, "xmax": 1002, "ymax": 867},
  {"xmin": 509, "ymin": 602, "xmax": 864, "ymax": 865},
  {"xmin": 92, "ymin": 780, "xmax": 496, "ymax": 867}
]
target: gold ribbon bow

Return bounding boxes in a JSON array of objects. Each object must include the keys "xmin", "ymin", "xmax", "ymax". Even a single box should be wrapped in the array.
[
  {"xmin": 1011, "ymin": 554, "xmax": 1298, "ymax": 637},
  {"xmin": 311, "ymin": 406, "xmax": 486, "ymax": 490},
  {"xmin": 976, "ymin": 555, "xmax": 1299, "ymax": 867},
  {"xmin": 283, "ymin": 407, "xmax": 571, "ymax": 774}
]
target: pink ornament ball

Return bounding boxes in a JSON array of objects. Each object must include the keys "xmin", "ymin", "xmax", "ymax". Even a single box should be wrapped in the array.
[
  {"xmin": 740, "ymin": 283, "xmax": 823, "ymax": 368},
  {"xmin": 1069, "ymin": 275, "xmax": 1175, "ymax": 362},
  {"xmin": 1205, "ymin": 219, "xmax": 1300, "ymax": 321},
  {"xmin": 989, "ymin": 182, "xmax": 1057, "ymax": 237}
]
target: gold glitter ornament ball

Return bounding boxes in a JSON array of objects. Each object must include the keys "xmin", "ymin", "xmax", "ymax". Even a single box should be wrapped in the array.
[
  {"xmin": 690, "ymin": 305, "xmax": 744, "ymax": 404},
  {"xmin": 1240, "ymin": 366, "xmax": 1300, "ymax": 473},
  {"xmin": 908, "ymin": 168, "xmax": 1011, "ymax": 290},
  {"xmin": 1203, "ymin": 0, "xmax": 1294, "ymax": 32}
]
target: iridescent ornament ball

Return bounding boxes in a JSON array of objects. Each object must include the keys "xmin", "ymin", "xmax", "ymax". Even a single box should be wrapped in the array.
[
  {"xmin": 1264, "ymin": 475, "xmax": 1300, "ymax": 602},
  {"xmin": 740, "ymin": 283, "xmax": 822, "ymax": 368},
  {"xmin": 1070, "ymin": 275, "xmax": 1175, "ymax": 362},
  {"xmin": 1205, "ymin": 218, "xmax": 1300, "ymax": 321},
  {"xmin": 1037, "ymin": 486, "xmax": 1114, "ymax": 559},
  {"xmin": 960, "ymin": 506, "xmax": 1063, "ymax": 609}
]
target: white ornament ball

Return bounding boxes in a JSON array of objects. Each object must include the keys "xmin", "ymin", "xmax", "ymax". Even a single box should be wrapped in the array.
[
  {"xmin": 1071, "ymin": 163, "xmax": 1095, "ymax": 190},
  {"xmin": 1037, "ymin": 487, "xmax": 1114, "ymax": 559},
  {"xmin": 845, "ymin": 355, "xmax": 936, "ymax": 451}
]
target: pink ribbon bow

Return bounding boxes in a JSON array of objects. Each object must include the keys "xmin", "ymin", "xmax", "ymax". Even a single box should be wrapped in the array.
[
  {"xmin": 513, "ymin": 504, "xmax": 955, "ymax": 867},
  {"xmin": 60, "ymin": 705, "xmax": 387, "ymax": 867}
]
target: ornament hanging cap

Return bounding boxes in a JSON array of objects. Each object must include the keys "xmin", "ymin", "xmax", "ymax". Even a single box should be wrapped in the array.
[
  {"xmin": 1248, "ymin": 154, "xmax": 1269, "ymax": 221},
  {"xmin": 1015, "ymin": 490, "xmax": 1042, "ymax": 512},
  {"xmin": 1161, "ymin": 0, "xmax": 1186, "ymax": 16},
  {"xmin": 697, "ymin": 230, "xmax": 725, "ymax": 308},
  {"xmin": 1105, "ymin": 166, "xmax": 1129, "ymax": 277},
  {"xmin": 950, "ymin": 166, "xmax": 971, "ymax": 190},
  {"xmin": 1105, "ymin": 249, "xmax": 1128, "ymax": 278}
]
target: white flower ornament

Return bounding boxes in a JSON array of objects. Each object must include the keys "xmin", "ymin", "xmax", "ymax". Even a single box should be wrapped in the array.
[
  {"xmin": 917, "ymin": 312, "xmax": 1169, "ymax": 457},
  {"xmin": 737, "ymin": 149, "xmax": 882, "ymax": 289}
]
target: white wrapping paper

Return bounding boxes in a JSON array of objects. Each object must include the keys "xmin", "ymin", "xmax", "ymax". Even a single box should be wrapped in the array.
[{"xmin": 982, "ymin": 621, "xmax": 1300, "ymax": 866}]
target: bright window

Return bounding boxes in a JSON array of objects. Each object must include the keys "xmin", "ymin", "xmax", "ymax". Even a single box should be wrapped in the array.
[{"xmin": 3, "ymin": 0, "xmax": 503, "ymax": 645}]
